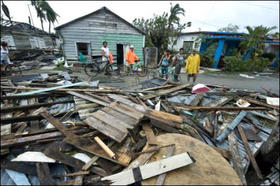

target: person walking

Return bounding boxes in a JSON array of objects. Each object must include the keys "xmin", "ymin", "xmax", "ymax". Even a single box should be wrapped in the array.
[
  {"xmin": 157, "ymin": 50, "xmax": 171, "ymax": 79},
  {"xmin": 172, "ymin": 48, "xmax": 185, "ymax": 82},
  {"xmin": 185, "ymin": 50, "xmax": 200, "ymax": 83},
  {"xmin": 125, "ymin": 45, "xmax": 139, "ymax": 74}
]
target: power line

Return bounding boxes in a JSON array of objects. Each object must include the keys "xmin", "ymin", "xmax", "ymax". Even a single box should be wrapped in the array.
[{"xmin": 239, "ymin": 2, "xmax": 279, "ymax": 11}]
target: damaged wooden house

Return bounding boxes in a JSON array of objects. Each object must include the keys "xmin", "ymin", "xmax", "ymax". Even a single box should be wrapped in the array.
[
  {"xmin": 0, "ymin": 19, "xmax": 57, "ymax": 50},
  {"xmin": 55, "ymin": 6, "xmax": 145, "ymax": 66}
]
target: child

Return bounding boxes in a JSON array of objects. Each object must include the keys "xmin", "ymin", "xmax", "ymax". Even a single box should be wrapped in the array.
[{"xmin": 158, "ymin": 50, "xmax": 171, "ymax": 79}]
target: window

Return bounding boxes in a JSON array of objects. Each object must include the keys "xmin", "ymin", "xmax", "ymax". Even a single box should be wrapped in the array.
[
  {"xmin": 77, "ymin": 42, "xmax": 89, "ymax": 55},
  {"xmin": 183, "ymin": 41, "xmax": 193, "ymax": 53}
]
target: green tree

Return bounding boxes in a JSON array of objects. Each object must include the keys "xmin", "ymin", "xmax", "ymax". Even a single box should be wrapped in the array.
[
  {"xmin": 39, "ymin": 1, "xmax": 59, "ymax": 33},
  {"xmin": 241, "ymin": 25, "xmax": 276, "ymax": 61},
  {"xmin": 218, "ymin": 24, "xmax": 239, "ymax": 33},
  {"xmin": 31, "ymin": 0, "xmax": 46, "ymax": 30},
  {"xmin": 133, "ymin": 3, "xmax": 186, "ymax": 57},
  {"xmin": 31, "ymin": 0, "xmax": 59, "ymax": 33}
]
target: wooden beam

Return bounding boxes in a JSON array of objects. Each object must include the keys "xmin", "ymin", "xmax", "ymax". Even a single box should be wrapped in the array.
[
  {"xmin": 40, "ymin": 111, "xmax": 129, "ymax": 166},
  {"xmin": 142, "ymin": 124, "xmax": 158, "ymax": 146},
  {"xmin": 141, "ymin": 84, "xmax": 191, "ymax": 100},
  {"xmin": 177, "ymin": 106, "xmax": 267, "ymax": 111},
  {"xmin": 53, "ymin": 171, "xmax": 90, "ymax": 178},
  {"xmin": 237, "ymin": 125, "xmax": 263, "ymax": 180},
  {"xmin": 244, "ymin": 97, "xmax": 279, "ymax": 110}
]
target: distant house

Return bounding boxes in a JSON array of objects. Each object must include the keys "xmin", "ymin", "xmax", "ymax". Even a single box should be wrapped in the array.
[
  {"xmin": 55, "ymin": 6, "xmax": 145, "ymax": 65},
  {"xmin": 169, "ymin": 31, "xmax": 280, "ymax": 68},
  {"xmin": 0, "ymin": 19, "xmax": 56, "ymax": 50}
]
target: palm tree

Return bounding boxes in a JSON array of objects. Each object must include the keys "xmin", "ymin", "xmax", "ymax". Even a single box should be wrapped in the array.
[
  {"xmin": 167, "ymin": 3, "xmax": 185, "ymax": 31},
  {"xmin": 31, "ymin": 0, "xmax": 59, "ymax": 33},
  {"xmin": 31, "ymin": 0, "xmax": 46, "ymax": 31},
  {"xmin": 1, "ymin": 0, "xmax": 12, "ymax": 24},
  {"xmin": 39, "ymin": 1, "xmax": 59, "ymax": 33},
  {"xmin": 243, "ymin": 25, "xmax": 276, "ymax": 60}
]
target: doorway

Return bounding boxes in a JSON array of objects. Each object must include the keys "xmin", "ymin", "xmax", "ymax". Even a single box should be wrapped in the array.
[{"xmin": 117, "ymin": 44, "xmax": 124, "ymax": 65}]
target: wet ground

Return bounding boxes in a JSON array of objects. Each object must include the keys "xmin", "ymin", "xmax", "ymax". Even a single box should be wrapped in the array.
[{"xmin": 20, "ymin": 67, "xmax": 279, "ymax": 95}]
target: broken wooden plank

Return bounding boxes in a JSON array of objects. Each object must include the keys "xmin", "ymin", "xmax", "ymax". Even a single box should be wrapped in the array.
[
  {"xmin": 143, "ymin": 84, "xmax": 175, "ymax": 91},
  {"xmin": 53, "ymin": 171, "xmax": 90, "ymax": 178},
  {"xmin": 177, "ymin": 106, "xmax": 267, "ymax": 111},
  {"xmin": 250, "ymin": 111, "xmax": 278, "ymax": 122},
  {"xmin": 107, "ymin": 94, "xmax": 146, "ymax": 112},
  {"xmin": 1, "ymin": 124, "xmax": 11, "ymax": 136},
  {"xmin": 102, "ymin": 107, "xmax": 138, "ymax": 126},
  {"xmin": 156, "ymin": 144, "xmax": 176, "ymax": 185},
  {"xmin": 189, "ymin": 93, "xmax": 204, "ymax": 106},
  {"xmin": 228, "ymin": 132, "xmax": 247, "ymax": 185},
  {"xmin": 68, "ymin": 91, "xmax": 109, "ymax": 107},
  {"xmin": 243, "ymin": 97, "xmax": 279, "ymax": 110},
  {"xmin": 92, "ymin": 110, "xmax": 132, "ymax": 130},
  {"xmin": 40, "ymin": 111, "xmax": 129, "ymax": 166},
  {"xmin": 237, "ymin": 125, "xmax": 263, "ymax": 180},
  {"xmin": 216, "ymin": 111, "xmax": 247, "ymax": 143},
  {"xmin": 36, "ymin": 163, "xmax": 54, "ymax": 185},
  {"xmin": 142, "ymin": 84, "xmax": 190, "ymax": 100},
  {"xmin": 109, "ymin": 102, "xmax": 144, "ymax": 120},
  {"xmin": 101, "ymin": 152, "xmax": 194, "ymax": 185},
  {"xmin": 142, "ymin": 124, "xmax": 158, "ymax": 146},
  {"xmin": 1, "ymin": 161, "xmax": 37, "ymax": 176},
  {"xmin": 94, "ymin": 136, "xmax": 117, "ymax": 159},
  {"xmin": 84, "ymin": 117, "xmax": 127, "ymax": 143}
]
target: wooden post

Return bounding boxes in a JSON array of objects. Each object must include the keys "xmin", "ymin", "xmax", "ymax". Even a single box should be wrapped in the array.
[{"xmin": 237, "ymin": 125, "xmax": 263, "ymax": 180}]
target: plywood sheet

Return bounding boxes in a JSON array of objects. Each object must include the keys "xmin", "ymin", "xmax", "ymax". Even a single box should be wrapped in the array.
[{"xmin": 141, "ymin": 134, "xmax": 242, "ymax": 185}]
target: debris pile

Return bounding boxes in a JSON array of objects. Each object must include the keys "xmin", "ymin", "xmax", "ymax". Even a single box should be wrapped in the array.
[{"xmin": 1, "ymin": 74, "xmax": 279, "ymax": 185}]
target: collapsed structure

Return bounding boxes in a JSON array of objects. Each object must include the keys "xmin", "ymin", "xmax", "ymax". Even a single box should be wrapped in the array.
[{"xmin": 1, "ymin": 70, "xmax": 279, "ymax": 185}]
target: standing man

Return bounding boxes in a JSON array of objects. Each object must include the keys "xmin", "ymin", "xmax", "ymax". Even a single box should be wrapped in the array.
[
  {"xmin": 101, "ymin": 41, "xmax": 113, "ymax": 75},
  {"xmin": 126, "ymin": 45, "xmax": 139, "ymax": 74},
  {"xmin": 172, "ymin": 48, "xmax": 185, "ymax": 82},
  {"xmin": 101, "ymin": 41, "xmax": 109, "ymax": 62},
  {"xmin": 185, "ymin": 50, "xmax": 200, "ymax": 83}
]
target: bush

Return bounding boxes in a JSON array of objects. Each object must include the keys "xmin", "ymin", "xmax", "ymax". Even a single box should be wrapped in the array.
[
  {"xmin": 200, "ymin": 55, "xmax": 214, "ymax": 67},
  {"xmin": 224, "ymin": 56, "xmax": 270, "ymax": 72},
  {"xmin": 261, "ymin": 53, "xmax": 276, "ymax": 62}
]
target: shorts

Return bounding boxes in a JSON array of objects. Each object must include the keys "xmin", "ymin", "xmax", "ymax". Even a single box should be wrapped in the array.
[
  {"xmin": 1, "ymin": 60, "xmax": 6, "ymax": 65},
  {"xmin": 188, "ymin": 74, "xmax": 196, "ymax": 77}
]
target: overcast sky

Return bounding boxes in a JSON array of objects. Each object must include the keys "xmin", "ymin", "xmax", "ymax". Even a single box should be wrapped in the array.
[{"xmin": 2, "ymin": 1, "xmax": 279, "ymax": 33}]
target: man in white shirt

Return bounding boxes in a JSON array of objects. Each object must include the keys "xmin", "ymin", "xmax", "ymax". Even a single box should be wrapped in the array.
[
  {"xmin": 101, "ymin": 41, "xmax": 109, "ymax": 62},
  {"xmin": 100, "ymin": 41, "xmax": 112, "ymax": 75}
]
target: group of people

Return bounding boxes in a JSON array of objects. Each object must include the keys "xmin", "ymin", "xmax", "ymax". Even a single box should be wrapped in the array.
[
  {"xmin": 101, "ymin": 41, "xmax": 139, "ymax": 75},
  {"xmin": 158, "ymin": 48, "xmax": 200, "ymax": 83}
]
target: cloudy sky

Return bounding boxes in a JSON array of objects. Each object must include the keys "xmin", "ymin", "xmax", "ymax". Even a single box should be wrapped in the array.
[{"xmin": 2, "ymin": 1, "xmax": 279, "ymax": 33}]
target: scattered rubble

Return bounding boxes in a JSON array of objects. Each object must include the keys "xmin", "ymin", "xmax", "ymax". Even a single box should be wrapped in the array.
[{"xmin": 1, "ymin": 71, "xmax": 279, "ymax": 185}]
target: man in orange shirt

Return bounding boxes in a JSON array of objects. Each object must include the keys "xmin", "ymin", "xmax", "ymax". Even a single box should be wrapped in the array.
[{"xmin": 126, "ymin": 45, "xmax": 139, "ymax": 74}]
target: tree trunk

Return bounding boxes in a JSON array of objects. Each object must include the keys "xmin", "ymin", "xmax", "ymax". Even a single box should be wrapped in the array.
[
  {"xmin": 49, "ymin": 21, "xmax": 51, "ymax": 34},
  {"xmin": 40, "ymin": 18, "xmax": 44, "ymax": 31}
]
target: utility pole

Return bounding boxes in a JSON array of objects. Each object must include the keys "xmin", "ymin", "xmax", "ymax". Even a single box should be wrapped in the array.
[{"xmin": 27, "ymin": 4, "xmax": 34, "ymax": 27}]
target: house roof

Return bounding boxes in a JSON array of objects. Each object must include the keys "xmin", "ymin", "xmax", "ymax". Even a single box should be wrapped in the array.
[
  {"xmin": 180, "ymin": 31, "xmax": 245, "ymax": 36},
  {"xmin": 55, "ymin": 6, "xmax": 145, "ymax": 35},
  {"xmin": 1, "ymin": 19, "xmax": 52, "ymax": 36}
]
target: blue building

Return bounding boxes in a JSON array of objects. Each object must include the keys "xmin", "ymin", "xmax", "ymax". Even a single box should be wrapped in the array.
[{"xmin": 169, "ymin": 31, "xmax": 280, "ymax": 69}]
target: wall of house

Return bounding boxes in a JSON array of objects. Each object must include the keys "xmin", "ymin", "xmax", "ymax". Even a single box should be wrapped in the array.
[
  {"xmin": 1, "ymin": 31, "xmax": 54, "ymax": 50},
  {"xmin": 57, "ymin": 9, "xmax": 145, "ymax": 61},
  {"xmin": 168, "ymin": 34, "xmax": 200, "ymax": 52}
]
